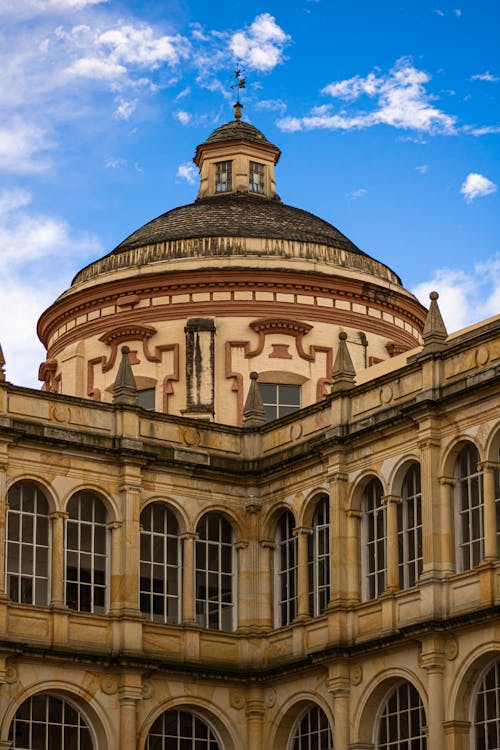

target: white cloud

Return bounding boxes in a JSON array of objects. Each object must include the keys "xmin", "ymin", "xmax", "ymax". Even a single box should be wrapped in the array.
[
  {"xmin": 278, "ymin": 58, "xmax": 457, "ymax": 135},
  {"xmin": 66, "ymin": 56, "xmax": 127, "ymax": 80},
  {"xmin": 468, "ymin": 126, "xmax": 500, "ymax": 136},
  {"xmin": 175, "ymin": 110, "xmax": 191, "ymax": 125},
  {"xmin": 0, "ymin": 188, "xmax": 101, "ymax": 387},
  {"xmin": 105, "ymin": 157, "xmax": 126, "ymax": 168},
  {"xmin": 434, "ymin": 9, "xmax": 445, "ymax": 16},
  {"xmin": 177, "ymin": 162, "xmax": 197, "ymax": 184},
  {"xmin": 460, "ymin": 173, "xmax": 497, "ymax": 203},
  {"xmin": 113, "ymin": 97, "xmax": 137, "ymax": 120},
  {"xmin": 230, "ymin": 13, "xmax": 290, "ymax": 72},
  {"xmin": 416, "ymin": 165, "xmax": 430, "ymax": 174},
  {"xmin": 175, "ymin": 86, "xmax": 191, "ymax": 100},
  {"xmin": 348, "ymin": 188, "xmax": 367, "ymax": 200},
  {"xmin": 0, "ymin": 120, "xmax": 51, "ymax": 172},
  {"xmin": 470, "ymin": 71, "xmax": 499, "ymax": 82},
  {"xmin": 0, "ymin": 0, "xmax": 107, "ymax": 16},
  {"xmin": 255, "ymin": 98, "xmax": 287, "ymax": 113},
  {"xmin": 413, "ymin": 258, "xmax": 500, "ymax": 332},
  {"xmin": 455, "ymin": 8, "xmax": 462, "ymax": 16}
]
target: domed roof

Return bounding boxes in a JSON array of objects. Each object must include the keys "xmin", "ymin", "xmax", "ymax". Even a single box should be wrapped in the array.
[
  {"xmin": 203, "ymin": 119, "xmax": 276, "ymax": 148},
  {"xmin": 111, "ymin": 194, "xmax": 366, "ymax": 256}
]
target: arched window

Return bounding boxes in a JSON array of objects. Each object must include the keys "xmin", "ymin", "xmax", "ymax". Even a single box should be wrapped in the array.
[
  {"xmin": 455, "ymin": 443, "xmax": 484, "ymax": 571},
  {"xmin": 6, "ymin": 481, "xmax": 49, "ymax": 606},
  {"xmin": 308, "ymin": 496, "xmax": 330, "ymax": 616},
  {"xmin": 195, "ymin": 513, "xmax": 234, "ymax": 630},
  {"xmin": 362, "ymin": 478, "xmax": 386, "ymax": 600},
  {"xmin": 65, "ymin": 491, "xmax": 108, "ymax": 613},
  {"xmin": 146, "ymin": 709, "xmax": 221, "ymax": 749},
  {"xmin": 140, "ymin": 503, "xmax": 180, "ymax": 623},
  {"xmin": 495, "ymin": 464, "xmax": 500, "ymax": 558},
  {"xmin": 275, "ymin": 510, "xmax": 297, "ymax": 627},
  {"xmin": 398, "ymin": 464, "xmax": 423, "ymax": 588},
  {"xmin": 290, "ymin": 705, "xmax": 333, "ymax": 750},
  {"xmin": 377, "ymin": 682, "xmax": 427, "ymax": 749},
  {"xmin": 9, "ymin": 694, "xmax": 94, "ymax": 749},
  {"xmin": 474, "ymin": 659, "xmax": 500, "ymax": 749}
]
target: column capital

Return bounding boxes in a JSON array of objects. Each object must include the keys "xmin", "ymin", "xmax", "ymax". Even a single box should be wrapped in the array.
[
  {"xmin": 49, "ymin": 511, "xmax": 69, "ymax": 521},
  {"xmin": 260, "ymin": 539, "xmax": 275, "ymax": 550},
  {"xmin": 293, "ymin": 526, "xmax": 313, "ymax": 537},
  {"xmin": 381, "ymin": 494, "xmax": 402, "ymax": 506},
  {"xmin": 347, "ymin": 509, "xmax": 362, "ymax": 519},
  {"xmin": 180, "ymin": 531, "xmax": 199, "ymax": 542},
  {"xmin": 327, "ymin": 470, "xmax": 348, "ymax": 484},
  {"xmin": 234, "ymin": 541, "xmax": 249, "ymax": 551},
  {"xmin": 107, "ymin": 520, "xmax": 122, "ymax": 531},
  {"xmin": 327, "ymin": 675, "xmax": 350, "ymax": 697},
  {"xmin": 478, "ymin": 460, "xmax": 500, "ymax": 472},
  {"xmin": 438, "ymin": 476, "xmax": 455, "ymax": 487}
]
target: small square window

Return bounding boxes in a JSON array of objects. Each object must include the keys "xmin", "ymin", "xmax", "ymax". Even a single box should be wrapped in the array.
[
  {"xmin": 259, "ymin": 383, "xmax": 301, "ymax": 421},
  {"xmin": 138, "ymin": 388, "xmax": 155, "ymax": 410}
]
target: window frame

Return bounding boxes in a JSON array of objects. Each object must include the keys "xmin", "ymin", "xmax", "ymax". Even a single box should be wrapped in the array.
[
  {"xmin": 472, "ymin": 658, "xmax": 500, "ymax": 750},
  {"xmin": 397, "ymin": 463, "xmax": 423, "ymax": 589},
  {"xmin": 5, "ymin": 481, "xmax": 50, "ymax": 607},
  {"xmin": 259, "ymin": 382, "xmax": 301, "ymax": 422},
  {"xmin": 454, "ymin": 443, "xmax": 484, "ymax": 572},
  {"xmin": 362, "ymin": 478, "xmax": 386, "ymax": 600},
  {"xmin": 275, "ymin": 510, "xmax": 298, "ymax": 627},
  {"xmin": 249, "ymin": 160, "xmax": 265, "ymax": 193},
  {"xmin": 376, "ymin": 681, "xmax": 427, "ymax": 749},
  {"xmin": 215, "ymin": 160, "xmax": 232, "ymax": 193},
  {"xmin": 9, "ymin": 693, "xmax": 95, "ymax": 749},
  {"xmin": 139, "ymin": 502, "xmax": 181, "ymax": 624},
  {"xmin": 145, "ymin": 708, "xmax": 221, "ymax": 749},
  {"xmin": 308, "ymin": 495, "xmax": 330, "ymax": 617},
  {"xmin": 195, "ymin": 512, "xmax": 235, "ymax": 631},
  {"xmin": 64, "ymin": 491, "xmax": 109, "ymax": 614},
  {"xmin": 288, "ymin": 704, "xmax": 334, "ymax": 750}
]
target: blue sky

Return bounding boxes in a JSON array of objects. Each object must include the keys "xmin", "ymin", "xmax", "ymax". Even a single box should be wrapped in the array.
[{"xmin": 0, "ymin": 0, "xmax": 498, "ymax": 387}]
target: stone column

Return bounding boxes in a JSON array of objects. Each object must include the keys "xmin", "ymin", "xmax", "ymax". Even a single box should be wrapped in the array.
[
  {"xmin": 443, "ymin": 720, "xmax": 470, "ymax": 750},
  {"xmin": 118, "ymin": 673, "xmax": 142, "ymax": 750},
  {"xmin": 419, "ymin": 431, "xmax": 453, "ymax": 577},
  {"xmin": 420, "ymin": 638, "xmax": 445, "ymax": 749},
  {"xmin": 346, "ymin": 510, "xmax": 362, "ymax": 602},
  {"xmin": 116, "ymin": 477, "xmax": 142, "ymax": 616},
  {"xmin": 234, "ymin": 541, "xmax": 249, "ymax": 630},
  {"xmin": 294, "ymin": 526, "xmax": 312, "ymax": 621},
  {"xmin": 327, "ymin": 663, "xmax": 350, "ymax": 750},
  {"xmin": 181, "ymin": 532, "xmax": 198, "ymax": 624},
  {"xmin": 328, "ymin": 471, "xmax": 349, "ymax": 604},
  {"xmin": 438, "ymin": 477, "xmax": 456, "ymax": 573},
  {"xmin": 49, "ymin": 511, "xmax": 68, "ymax": 607},
  {"xmin": 258, "ymin": 540, "xmax": 275, "ymax": 628},
  {"xmin": 109, "ymin": 520, "xmax": 123, "ymax": 614},
  {"xmin": 382, "ymin": 495, "xmax": 401, "ymax": 591},
  {"xmin": 480, "ymin": 461, "xmax": 499, "ymax": 561},
  {"xmin": 245, "ymin": 686, "xmax": 264, "ymax": 750}
]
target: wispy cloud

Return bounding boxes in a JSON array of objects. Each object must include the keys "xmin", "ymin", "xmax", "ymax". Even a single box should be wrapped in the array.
[
  {"xmin": 177, "ymin": 162, "xmax": 197, "ymax": 184},
  {"xmin": 348, "ymin": 188, "xmax": 367, "ymax": 200},
  {"xmin": 230, "ymin": 13, "xmax": 290, "ymax": 72},
  {"xmin": 460, "ymin": 172, "xmax": 497, "ymax": 203},
  {"xmin": 0, "ymin": 120, "xmax": 52, "ymax": 172},
  {"xmin": 416, "ymin": 164, "xmax": 430, "ymax": 174},
  {"xmin": 277, "ymin": 58, "xmax": 457, "ymax": 135},
  {"xmin": 0, "ymin": 0, "xmax": 108, "ymax": 17},
  {"xmin": 470, "ymin": 71, "xmax": 499, "ymax": 82},
  {"xmin": 413, "ymin": 257, "xmax": 500, "ymax": 332}
]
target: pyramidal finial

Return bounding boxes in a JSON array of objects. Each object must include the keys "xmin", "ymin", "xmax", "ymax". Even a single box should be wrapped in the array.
[
  {"xmin": 243, "ymin": 371, "xmax": 266, "ymax": 428},
  {"xmin": 331, "ymin": 332, "xmax": 356, "ymax": 392},
  {"xmin": 0, "ymin": 343, "xmax": 5, "ymax": 382},
  {"xmin": 113, "ymin": 346, "xmax": 137, "ymax": 406},
  {"xmin": 422, "ymin": 291, "xmax": 448, "ymax": 351}
]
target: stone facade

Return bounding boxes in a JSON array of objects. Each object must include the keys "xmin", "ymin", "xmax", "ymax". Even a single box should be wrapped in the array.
[{"xmin": 1, "ymin": 115, "xmax": 499, "ymax": 749}]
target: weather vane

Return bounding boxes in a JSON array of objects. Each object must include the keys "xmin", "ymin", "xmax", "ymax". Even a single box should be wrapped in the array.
[{"xmin": 231, "ymin": 65, "xmax": 246, "ymax": 105}]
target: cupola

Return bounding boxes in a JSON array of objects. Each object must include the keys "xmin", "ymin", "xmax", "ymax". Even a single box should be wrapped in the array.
[{"xmin": 193, "ymin": 103, "xmax": 281, "ymax": 200}]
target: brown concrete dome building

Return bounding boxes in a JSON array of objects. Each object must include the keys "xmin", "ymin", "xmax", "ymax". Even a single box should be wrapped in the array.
[
  {"xmin": 0, "ymin": 108, "xmax": 499, "ymax": 750},
  {"xmin": 38, "ymin": 106, "xmax": 426, "ymax": 423}
]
